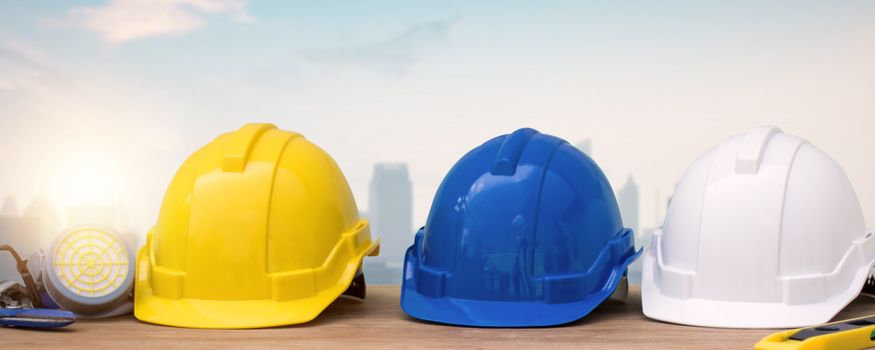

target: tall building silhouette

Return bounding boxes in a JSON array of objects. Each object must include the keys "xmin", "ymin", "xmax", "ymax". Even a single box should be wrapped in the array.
[
  {"xmin": 66, "ymin": 202, "xmax": 139, "ymax": 251},
  {"xmin": 1, "ymin": 196, "xmax": 18, "ymax": 216},
  {"xmin": 617, "ymin": 175, "xmax": 639, "ymax": 235},
  {"xmin": 627, "ymin": 227, "xmax": 656, "ymax": 284},
  {"xmin": 363, "ymin": 163, "xmax": 412, "ymax": 284},
  {"xmin": 627, "ymin": 190, "xmax": 671, "ymax": 284},
  {"xmin": 0, "ymin": 196, "xmax": 58, "ymax": 283},
  {"xmin": 575, "ymin": 139, "xmax": 592, "ymax": 156},
  {"xmin": 617, "ymin": 176, "xmax": 642, "ymax": 284},
  {"xmin": 22, "ymin": 196, "xmax": 60, "ymax": 250},
  {"xmin": 66, "ymin": 204, "xmax": 117, "ymax": 228}
]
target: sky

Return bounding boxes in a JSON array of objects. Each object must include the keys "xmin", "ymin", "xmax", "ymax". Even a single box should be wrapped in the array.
[{"xmin": 0, "ymin": 0, "xmax": 874, "ymax": 246}]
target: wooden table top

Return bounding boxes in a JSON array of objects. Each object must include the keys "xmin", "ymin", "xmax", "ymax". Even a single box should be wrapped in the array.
[{"xmin": 3, "ymin": 285, "xmax": 875, "ymax": 349}]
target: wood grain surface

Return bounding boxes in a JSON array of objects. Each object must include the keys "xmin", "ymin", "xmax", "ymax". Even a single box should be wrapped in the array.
[{"xmin": 3, "ymin": 285, "xmax": 875, "ymax": 349}]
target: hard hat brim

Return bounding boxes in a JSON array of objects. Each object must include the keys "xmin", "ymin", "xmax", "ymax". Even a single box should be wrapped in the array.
[
  {"xmin": 134, "ymin": 239, "xmax": 380, "ymax": 329},
  {"xmin": 400, "ymin": 248, "xmax": 640, "ymax": 327},
  {"xmin": 641, "ymin": 242, "xmax": 875, "ymax": 329}
]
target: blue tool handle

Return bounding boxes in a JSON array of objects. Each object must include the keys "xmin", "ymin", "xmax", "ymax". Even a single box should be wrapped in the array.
[{"xmin": 0, "ymin": 308, "xmax": 76, "ymax": 328}]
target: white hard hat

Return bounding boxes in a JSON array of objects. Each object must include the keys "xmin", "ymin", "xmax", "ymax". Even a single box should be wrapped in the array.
[{"xmin": 642, "ymin": 126, "xmax": 875, "ymax": 328}]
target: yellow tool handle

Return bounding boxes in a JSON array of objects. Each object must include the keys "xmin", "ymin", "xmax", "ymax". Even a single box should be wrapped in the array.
[{"xmin": 755, "ymin": 315, "xmax": 875, "ymax": 350}]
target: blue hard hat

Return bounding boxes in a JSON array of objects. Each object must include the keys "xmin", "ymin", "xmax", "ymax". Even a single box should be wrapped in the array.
[{"xmin": 400, "ymin": 128, "xmax": 640, "ymax": 327}]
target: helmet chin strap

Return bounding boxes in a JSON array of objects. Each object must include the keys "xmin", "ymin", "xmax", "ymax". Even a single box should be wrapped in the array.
[
  {"xmin": 341, "ymin": 267, "xmax": 366, "ymax": 300},
  {"xmin": 0, "ymin": 245, "xmax": 43, "ymax": 309},
  {"xmin": 861, "ymin": 273, "xmax": 875, "ymax": 299},
  {"xmin": 608, "ymin": 276, "xmax": 629, "ymax": 303}
]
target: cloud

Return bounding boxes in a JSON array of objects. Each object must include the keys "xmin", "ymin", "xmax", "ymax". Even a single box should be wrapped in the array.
[
  {"xmin": 0, "ymin": 32, "xmax": 65, "ymax": 92},
  {"xmin": 0, "ymin": 32, "xmax": 47, "ymax": 63},
  {"xmin": 60, "ymin": 0, "xmax": 253, "ymax": 44},
  {"xmin": 302, "ymin": 19, "xmax": 455, "ymax": 76}
]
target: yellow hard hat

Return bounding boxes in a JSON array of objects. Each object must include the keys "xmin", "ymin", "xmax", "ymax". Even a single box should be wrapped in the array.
[{"xmin": 134, "ymin": 123, "xmax": 379, "ymax": 328}]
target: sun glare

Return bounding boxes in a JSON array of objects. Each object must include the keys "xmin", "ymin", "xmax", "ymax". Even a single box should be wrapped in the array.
[{"xmin": 51, "ymin": 151, "xmax": 120, "ymax": 207}]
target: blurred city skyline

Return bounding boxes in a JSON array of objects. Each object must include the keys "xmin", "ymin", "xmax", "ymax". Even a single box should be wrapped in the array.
[
  {"xmin": 0, "ymin": 196, "xmax": 140, "ymax": 283},
  {"xmin": 1, "ymin": 136, "xmax": 650, "ymax": 284},
  {"xmin": 362, "ymin": 139, "xmax": 649, "ymax": 284},
  {"xmin": 2, "ymin": 1, "xmax": 875, "ymax": 283}
]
